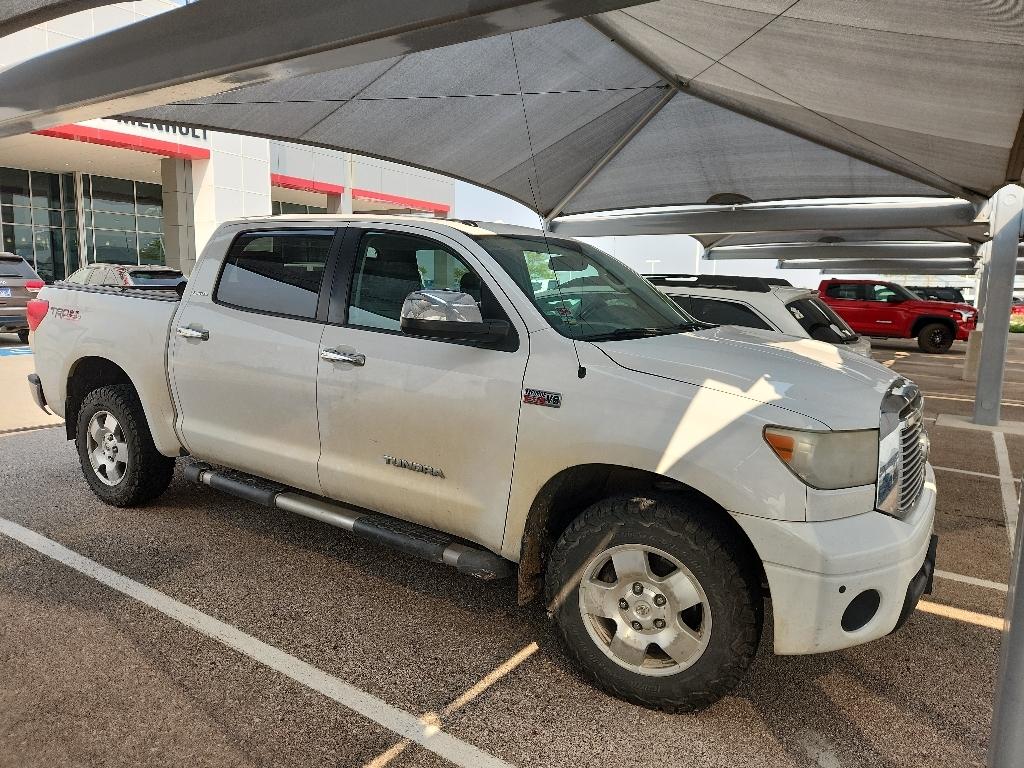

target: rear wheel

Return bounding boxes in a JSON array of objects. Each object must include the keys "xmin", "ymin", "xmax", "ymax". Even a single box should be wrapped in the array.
[
  {"xmin": 545, "ymin": 494, "xmax": 762, "ymax": 712},
  {"xmin": 17, "ymin": 329, "xmax": 29, "ymax": 344},
  {"xmin": 917, "ymin": 322, "xmax": 953, "ymax": 353},
  {"xmin": 76, "ymin": 384, "xmax": 175, "ymax": 506}
]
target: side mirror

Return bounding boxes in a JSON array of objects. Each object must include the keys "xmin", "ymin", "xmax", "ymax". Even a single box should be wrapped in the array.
[
  {"xmin": 400, "ymin": 289, "xmax": 510, "ymax": 342},
  {"xmin": 886, "ymin": 295, "xmax": 905, "ymax": 304}
]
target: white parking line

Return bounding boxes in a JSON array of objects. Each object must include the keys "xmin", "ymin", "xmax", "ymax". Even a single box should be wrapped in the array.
[
  {"xmin": 934, "ymin": 569, "xmax": 1009, "ymax": 593},
  {"xmin": 0, "ymin": 516, "xmax": 513, "ymax": 768},
  {"xmin": 992, "ymin": 432, "xmax": 1019, "ymax": 546},
  {"xmin": 932, "ymin": 465, "xmax": 1001, "ymax": 480}
]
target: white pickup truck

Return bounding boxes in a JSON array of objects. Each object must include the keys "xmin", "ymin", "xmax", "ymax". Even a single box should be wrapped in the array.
[{"xmin": 27, "ymin": 215, "xmax": 937, "ymax": 711}]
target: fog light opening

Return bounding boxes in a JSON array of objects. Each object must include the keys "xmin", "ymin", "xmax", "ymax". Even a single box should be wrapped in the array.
[{"xmin": 841, "ymin": 589, "xmax": 880, "ymax": 632}]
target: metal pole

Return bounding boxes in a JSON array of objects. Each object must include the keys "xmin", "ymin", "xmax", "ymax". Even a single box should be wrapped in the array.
[
  {"xmin": 975, "ymin": 242, "xmax": 992, "ymax": 324},
  {"xmin": 974, "ymin": 185, "xmax": 1024, "ymax": 426},
  {"xmin": 342, "ymin": 153, "xmax": 354, "ymax": 215},
  {"xmin": 989, "ymin": 476, "xmax": 1024, "ymax": 767}
]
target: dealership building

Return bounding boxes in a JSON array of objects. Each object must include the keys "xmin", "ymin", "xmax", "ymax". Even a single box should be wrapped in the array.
[{"xmin": 0, "ymin": 0, "xmax": 454, "ymax": 283}]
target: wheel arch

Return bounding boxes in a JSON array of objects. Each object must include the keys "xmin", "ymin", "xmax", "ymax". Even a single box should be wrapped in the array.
[
  {"xmin": 515, "ymin": 463, "xmax": 766, "ymax": 606},
  {"xmin": 65, "ymin": 357, "xmax": 137, "ymax": 441},
  {"xmin": 910, "ymin": 315, "xmax": 956, "ymax": 338}
]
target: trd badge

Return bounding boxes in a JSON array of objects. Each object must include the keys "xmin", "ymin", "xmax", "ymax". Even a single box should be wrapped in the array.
[{"xmin": 522, "ymin": 388, "xmax": 562, "ymax": 408}]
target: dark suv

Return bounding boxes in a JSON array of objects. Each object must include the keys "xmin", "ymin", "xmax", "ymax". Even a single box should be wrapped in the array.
[{"xmin": 0, "ymin": 252, "xmax": 44, "ymax": 343}]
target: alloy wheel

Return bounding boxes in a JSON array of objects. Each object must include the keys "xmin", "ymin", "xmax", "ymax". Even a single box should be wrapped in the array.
[
  {"xmin": 578, "ymin": 544, "xmax": 712, "ymax": 676},
  {"xmin": 86, "ymin": 411, "xmax": 128, "ymax": 486}
]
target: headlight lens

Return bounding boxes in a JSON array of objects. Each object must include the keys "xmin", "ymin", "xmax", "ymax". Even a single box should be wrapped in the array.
[
  {"xmin": 955, "ymin": 309, "xmax": 975, "ymax": 322},
  {"xmin": 764, "ymin": 427, "xmax": 879, "ymax": 490}
]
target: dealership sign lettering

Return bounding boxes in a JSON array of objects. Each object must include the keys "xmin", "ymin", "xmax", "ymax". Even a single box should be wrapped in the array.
[{"xmin": 115, "ymin": 119, "xmax": 208, "ymax": 141}]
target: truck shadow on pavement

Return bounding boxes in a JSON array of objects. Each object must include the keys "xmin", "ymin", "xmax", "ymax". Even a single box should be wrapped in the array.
[{"xmin": 0, "ymin": 449, "xmax": 997, "ymax": 768}]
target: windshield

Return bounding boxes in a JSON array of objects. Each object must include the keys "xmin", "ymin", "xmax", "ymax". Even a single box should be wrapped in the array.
[
  {"xmin": 0, "ymin": 257, "xmax": 35, "ymax": 278},
  {"xmin": 786, "ymin": 297, "xmax": 859, "ymax": 344},
  {"xmin": 473, "ymin": 234, "xmax": 699, "ymax": 341},
  {"xmin": 890, "ymin": 284, "xmax": 921, "ymax": 301}
]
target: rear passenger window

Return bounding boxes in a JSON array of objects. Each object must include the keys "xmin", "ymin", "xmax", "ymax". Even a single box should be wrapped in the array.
[
  {"xmin": 825, "ymin": 283, "xmax": 860, "ymax": 300},
  {"xmin": 216, "ymin": 230, "xmax": 334, "ymax": 319},
  {"xmin": 685, "ymin": 297, "xmax": 772, "ymax": 330}
]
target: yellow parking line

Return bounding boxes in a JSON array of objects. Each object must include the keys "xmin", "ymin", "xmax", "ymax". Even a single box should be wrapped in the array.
[
  {"xmin": 364, "ymin": 642, "xmax": 539, "ymax": 768},
  {"xmin": 918, "ymin": 600, "xmax": 1004, "ymax": 630}
]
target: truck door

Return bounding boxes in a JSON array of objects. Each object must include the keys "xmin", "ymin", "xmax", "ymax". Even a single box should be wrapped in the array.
[
  {"xmin": 865, "ymin": 283, "xmax": 910, "ymax": 336},
  {"xmin": 169, "ymin": 227, "xmax": 343, "ymax": 493},
  {"xmin": 315, "ymin": 225, "xmax": 528, "ymax": 552},
  {"xmin": 822, "ymin": 282, "xmax": 871, "ymax": 334}
]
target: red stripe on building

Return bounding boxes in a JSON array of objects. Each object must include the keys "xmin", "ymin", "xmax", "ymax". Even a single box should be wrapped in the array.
[
  {"xmin": 271, "ymin": 174, "xmax": 450, "ymax": 214},
  {"xmin": 33, "ymin": 124, "xmax": 210, "ymax": 160},
  {"xmin": 270, "ymin": 173, "xmax": 344, "ymax": 196},
  {"xmin": 353, "ymin": 187, "xmax": 450, "ymax": 215}
]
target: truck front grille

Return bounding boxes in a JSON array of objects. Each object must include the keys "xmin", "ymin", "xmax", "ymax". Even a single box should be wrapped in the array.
[{"xmin": 898, "ymin": 393, "xmax": 926, "ymax": 515}]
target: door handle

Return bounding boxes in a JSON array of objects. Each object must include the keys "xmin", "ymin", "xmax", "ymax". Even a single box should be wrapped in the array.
[
  {"xmin": 176, "ymin": 326, "xmax": 209, "ymax": 341},
  {"xmin": 321, "ymin": 348, "xmax": 366, "ymax": 366}
]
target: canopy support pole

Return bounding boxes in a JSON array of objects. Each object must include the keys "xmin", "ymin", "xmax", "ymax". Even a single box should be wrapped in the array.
[
  {"xmin": 989, "ymin": 488, "xmax": 1024, "ymax": 768},
  {"xmin": 974, "ymin": 185, "xmax": 1024, "ymax": 426}
]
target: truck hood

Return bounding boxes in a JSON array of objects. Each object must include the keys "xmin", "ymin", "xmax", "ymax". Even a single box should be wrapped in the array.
[
  {"xmin": 591, "ymin": 325, "xmax": 899, "ymax": 430},
  {"xmin": 909, "ymin": 299, "xmax": 974, "ymax": 315}
]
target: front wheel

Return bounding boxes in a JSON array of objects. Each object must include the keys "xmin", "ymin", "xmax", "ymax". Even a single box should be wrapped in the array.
[
  {"xmin": 545, "ymin": 495, "xmax": 762, "ymax": 712},
  {"xmin": 917, "ymin": 322, "xmax": 954, "ymax": 353},
  {"xmin": 76, "ymin": 384, "xmax": 175, "ymax": 506}
]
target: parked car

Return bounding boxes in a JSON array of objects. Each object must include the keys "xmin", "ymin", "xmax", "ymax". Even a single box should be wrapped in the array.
[
  {"xmin": 0, "ymin": 251, "xmax": 44, "ymax": 343},
  {"xmin": 819, "ymin": 279, "xmax": 977, "ymax": 353},
  {"xmin": 648, "ymin": 273, "xmax": 871, "ymax": 357},
  {"xmin": 65, "ymin": 263, "xmax": 187, "ymax": 292},
  {"xmin": 27, "ymin": 216, "xmax": 937, "ymax": 711},
  {"xmin": 906, "ymin": 285, "xmax": 969, "ymax": 305}
]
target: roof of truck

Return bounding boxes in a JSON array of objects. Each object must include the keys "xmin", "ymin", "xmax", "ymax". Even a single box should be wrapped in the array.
[{"xmin": 229, "ymin": 214, "xmax": 550, "ymax": 239}]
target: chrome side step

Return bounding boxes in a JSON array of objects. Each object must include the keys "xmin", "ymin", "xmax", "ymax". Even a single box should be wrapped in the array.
[{"xmin": 183, "ymin": 462, "xmax": 514, "ymax": 580}]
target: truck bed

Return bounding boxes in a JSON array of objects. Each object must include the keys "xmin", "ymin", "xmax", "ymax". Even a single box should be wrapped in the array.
[{"xmin": 31, "ymin": 282, "xmax": 184, "ymax": 456}]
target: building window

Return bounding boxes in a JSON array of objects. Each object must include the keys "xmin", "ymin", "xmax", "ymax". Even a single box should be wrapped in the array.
[
  {"xmin": 84, "ymin": 175, "xmax": 164, "ymax": 267},
  {"xmin": 272, "ymin": 200, "xmax": 328, "ymax": 215},
  {"xmin": 0, "ymin": 167, "xmax": 76, "ymax": 283}
]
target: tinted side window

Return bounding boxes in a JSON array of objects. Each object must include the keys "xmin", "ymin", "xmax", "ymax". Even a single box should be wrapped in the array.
[
  {"xmin": 868, "ymin": 283, "xmax": 897, "ymax": 302},
  {"xmin": 216, "ymin": 230, "xmax": 334, "ymax": 319},
  {"xmin": 348, "ymin": 231, "xmax": 487, "ymax": 331},
  {"xmin": 687, "ymin": 297, "xmax": 772, "ymax": 330},
  {"xmin": 825, "ymin": 283, "xmax": 861, "ymax": 300}
]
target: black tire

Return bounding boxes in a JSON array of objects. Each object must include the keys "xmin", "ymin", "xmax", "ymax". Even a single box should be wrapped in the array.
[
  {"xmin": 75, "ymin": 384, "xmax": 175, "ymax": 507},
  {"xmin": 917, "ymin": 322, "xmax": 954, "ymax": 353},
  {"xmin": 17, "ymin": 329, "xmax": 29, "ymax": 344},
  {"xmin": 545, "ymin": 494, "xmax": 762, "ymax": 712}
]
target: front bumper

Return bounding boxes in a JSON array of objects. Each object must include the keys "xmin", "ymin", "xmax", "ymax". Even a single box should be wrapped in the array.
[
  {"xmin": 737, "ymin": 463, "xmax": 937, "ymax": 655},
  {"xmin": 955, "ymin": 321, "xmax": 975, "ymax": 341}
]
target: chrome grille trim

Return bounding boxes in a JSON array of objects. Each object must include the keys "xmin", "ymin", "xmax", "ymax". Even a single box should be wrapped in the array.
[
  {"xmin": 878, "ymin": 378, "xmax": 927, "ymax": 518},
  {"xmin": 898, "ymin": 389, "xmax": 926, "ymax": 516}
]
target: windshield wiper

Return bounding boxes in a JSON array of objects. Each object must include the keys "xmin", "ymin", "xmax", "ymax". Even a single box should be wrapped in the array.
[{"xmin": 584, "ymin": 323, "xmax": 699, "ymax": 342}]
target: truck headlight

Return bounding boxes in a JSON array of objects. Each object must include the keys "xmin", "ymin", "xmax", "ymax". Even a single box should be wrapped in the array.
[
  {"xmin": 764, "ymin": 427, "xmax": 879, "ymax": 490},
  {"xmin": 955, "ymin": 309, "xmax": 975, "ymax": 322}
]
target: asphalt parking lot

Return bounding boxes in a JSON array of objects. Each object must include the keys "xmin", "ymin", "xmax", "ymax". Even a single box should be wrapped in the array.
[{"xmin": 0, "ymin": 331, "xmax": 1020, "ymax": 768}]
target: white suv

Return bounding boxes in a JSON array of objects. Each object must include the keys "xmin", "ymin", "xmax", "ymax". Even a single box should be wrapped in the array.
[{"xmin": 649, "ymin": 274, "xmax": 872, "ymax": 357}]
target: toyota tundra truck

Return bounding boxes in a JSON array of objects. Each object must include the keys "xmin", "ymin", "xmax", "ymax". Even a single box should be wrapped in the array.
[
  {"xmin": 27, "ymin": 216, "xmax": 937, "ymax": 711},
  {"xmin": 819, "ymin": 278, "xmax": 977, "ymax": 353}
]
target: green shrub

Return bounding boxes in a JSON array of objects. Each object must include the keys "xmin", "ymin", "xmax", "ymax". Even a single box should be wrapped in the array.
[{"xmin": 1010, "ymin": 315, "xmax": 1024, "ymax": 333}]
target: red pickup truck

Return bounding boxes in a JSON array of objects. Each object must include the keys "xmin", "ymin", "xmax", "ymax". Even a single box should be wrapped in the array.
[{"xmin": 818, "ymin": 279, "xmax": 977, "ymax": 353}]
